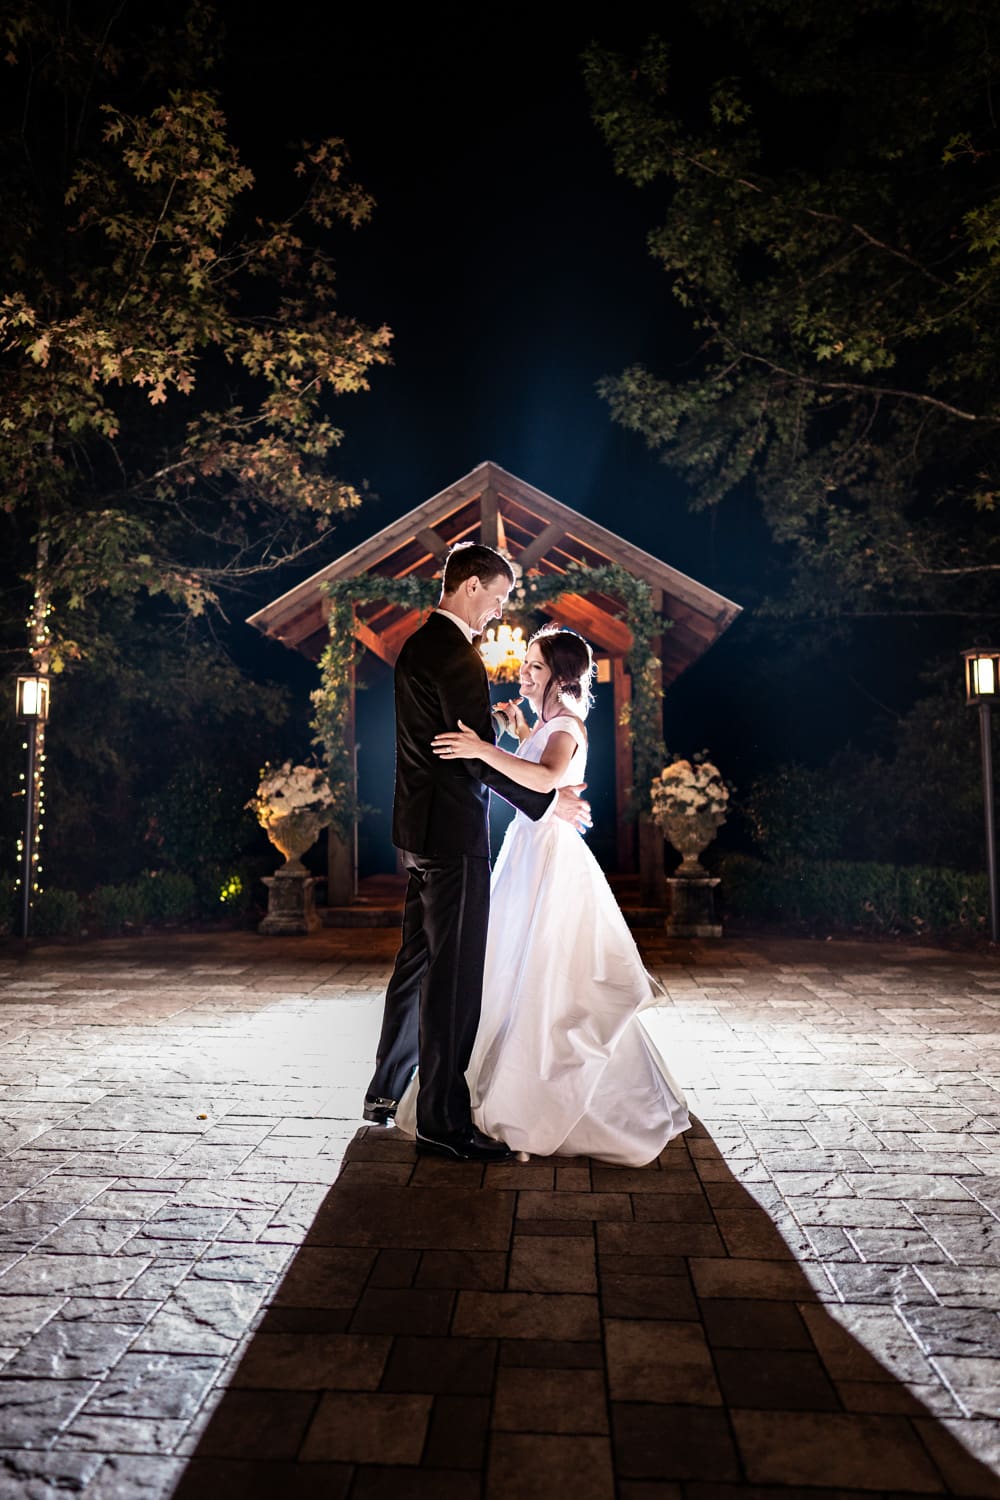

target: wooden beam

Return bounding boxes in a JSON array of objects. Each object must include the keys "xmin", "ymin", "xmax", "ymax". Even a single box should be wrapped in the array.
[
  {"xmin": 246, "ymin": 463, "xmax": 492, "ymax": 636},
  {"xmin": 516, "ymin": 521, "xmax": 564, "ymax": 571},
  {"xmin": 416, "ymin": 526, "xmax": 450, "ymax": 561},
  {"xmin": 613, "ymin": 658, "xmax": 635, "ymax": 873},
  {"xmin": 542, "ymin": 593, "xmax": 633, "ymax": 656},
  {"xmin": 271, "ymin": 598, "xmax": 329, "ymax": 648},
  {"xmin": 381, "ymin": 608, "xmax": 428, "ymax": 659},
  {"xmin": 486, "ymin": 461, "xmax": 741, "ymax": 625},
  {"xmin": 480, "ymin": 486, "xmax": 498, "ymax": 547},
  {"xmin": 354, "ymin": 619, "xmax": 398, "ymax": 668}
]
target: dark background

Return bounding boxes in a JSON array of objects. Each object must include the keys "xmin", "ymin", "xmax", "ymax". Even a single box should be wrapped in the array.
[{"xmin": 219, "ymin": 4, "xmax": 832, "ymax": 877}]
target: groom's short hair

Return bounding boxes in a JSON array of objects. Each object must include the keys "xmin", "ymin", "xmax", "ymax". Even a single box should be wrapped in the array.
[{"xmin": 442, "ymin": 542, "xmax": 514, "ymax": 594}]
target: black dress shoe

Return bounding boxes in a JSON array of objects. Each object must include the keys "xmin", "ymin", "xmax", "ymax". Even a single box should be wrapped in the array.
[
  {"xmin": 415, "ymin": 1126, "xmax": 513, "ymax": 1162},
  {"xmin": 363, "ymin": 1096, "xmax": 397, "ymax": 1126}
]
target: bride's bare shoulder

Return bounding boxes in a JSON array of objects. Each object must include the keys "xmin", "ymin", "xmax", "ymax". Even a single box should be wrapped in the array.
[{"xmin": 547, "ymin": 713, "xmax": 587, "ymax": 746}]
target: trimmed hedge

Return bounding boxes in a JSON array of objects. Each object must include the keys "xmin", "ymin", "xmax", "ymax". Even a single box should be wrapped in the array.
[
  {"xmin": 721, "ymin": 854, "xmax": 988, "ymax": 935},
  {"xmin": 32, "ymin": 888, "xmax": 83, "ymax": 938},
  {"xmin": 0, "ymin": 861, "xmax": 263, "ymax": 939}
]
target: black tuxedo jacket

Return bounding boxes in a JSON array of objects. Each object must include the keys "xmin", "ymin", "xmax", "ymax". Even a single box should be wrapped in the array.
[{"xmin": 391, "ymin": 611, "xmax": 555, "ymax": 858}]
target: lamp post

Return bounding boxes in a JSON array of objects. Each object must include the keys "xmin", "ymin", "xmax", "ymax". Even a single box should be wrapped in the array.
[
  {"xmin": 15, "ymin": 674, "xmax": 50, "ymax": 940},
  {"xmin": 962, "ymin": 648, "xmax": 1000, "ymax": 943}
]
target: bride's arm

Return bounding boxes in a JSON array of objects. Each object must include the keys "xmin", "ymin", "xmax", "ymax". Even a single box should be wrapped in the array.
[{"xmin": 432, "ymin": 719, "xmax": 577, "ymax": 794}]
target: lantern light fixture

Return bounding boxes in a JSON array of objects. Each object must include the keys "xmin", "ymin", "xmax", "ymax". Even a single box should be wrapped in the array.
[
  {"xmin": 963, "ymin": 649, "xmax": 1000, "ymax": 705},
  {"xmin": 15, "ymin": 675, "xmax": 50, "ymax": 722},
  {"xmin": 962, "ymin": 647, "xmax": 1000, "ymax": 942}
]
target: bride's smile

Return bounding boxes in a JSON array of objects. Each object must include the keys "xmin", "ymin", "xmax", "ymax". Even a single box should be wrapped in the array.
[{"xmin": 518, "ymin": 646, "xmax": 551, "ymax": 714}]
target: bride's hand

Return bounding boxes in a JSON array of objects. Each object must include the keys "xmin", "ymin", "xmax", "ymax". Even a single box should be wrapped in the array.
[
  {"xmin": 432, "ymin": 719, "xmax": 487, "ymax": 760},
  {"xmin": 494, "ymin": 697, "xmax": 527, "ymax": 738}
]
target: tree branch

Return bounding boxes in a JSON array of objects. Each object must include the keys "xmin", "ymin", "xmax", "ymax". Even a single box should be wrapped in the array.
[{"xmin": 736, "ymin": 347, "xmax": 991, "ymax": 423}]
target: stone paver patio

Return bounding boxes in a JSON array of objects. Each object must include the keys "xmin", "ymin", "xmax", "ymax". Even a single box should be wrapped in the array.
[{"xmin": 0, "ymin": 929, "xmax": 999, "ymax": 1496}]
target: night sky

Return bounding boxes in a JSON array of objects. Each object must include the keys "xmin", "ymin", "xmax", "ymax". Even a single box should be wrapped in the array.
[{"xmin": 217, "ymin": 4, "xmax": 889, "ymax": 873}]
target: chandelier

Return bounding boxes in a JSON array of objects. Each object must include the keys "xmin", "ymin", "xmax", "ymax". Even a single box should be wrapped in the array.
[{"xmin": 480, "ymin": 623, "xmax": 526, "ymax": 682}]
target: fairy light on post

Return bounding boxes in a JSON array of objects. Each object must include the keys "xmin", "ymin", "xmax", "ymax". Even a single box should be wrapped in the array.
[{"xmin": 15, "ymin": 673, "xmax": 50, "ymax": 940}]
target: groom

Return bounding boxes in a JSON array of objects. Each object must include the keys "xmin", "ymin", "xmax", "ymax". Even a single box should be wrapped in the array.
[{"xmin": 363, "ymin": 541, "xmax": 591, "ymax": 1162}]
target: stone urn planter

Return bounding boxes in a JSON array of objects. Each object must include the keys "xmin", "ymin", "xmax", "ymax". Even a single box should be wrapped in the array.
[
  {"xmin": 651, "ymin": 757, "xmax": 731, "ymax": 939},
  {"xmin": 265, "ymin": 810, "xmax": 324, "ymax": 876},
  {"xmin": 659, "ymin": 811, "xmax": 723, "ymax": 879},
  {"xmin": 248, "ymin": 763, "xmax": 336, "ymax": 936}
]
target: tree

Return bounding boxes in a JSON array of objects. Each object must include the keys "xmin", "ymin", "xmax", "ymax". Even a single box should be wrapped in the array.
[
  {"xmin": 2, "ymin": 1, "xmax": 390, "ymax": 667},
  {"xmin": 0, "ymin": 1, "xmax": 390, "ymax": 900},
  {"xmin": 583, "ymin": 1, "xmax": 1000, "ymax": 623}
]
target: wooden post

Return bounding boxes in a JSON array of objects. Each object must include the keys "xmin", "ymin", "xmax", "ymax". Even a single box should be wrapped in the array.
[
  {"xmin": 612, "ymin": 657, "xmax": 635, "ymax": 872},
  {"xmin": 639, "ymin": 817, "xmax": 666, "ymax": 908},
  {"xmin": 639, "ymin": 588, "xmax": 667, "ymax": 907},
  {"xmin": 327, "ymin": 651, "xmax": 356, "ymax": 908},
  {"xmin": 479, "ymin": 486, "xmax": 498, "ymax": 548}
]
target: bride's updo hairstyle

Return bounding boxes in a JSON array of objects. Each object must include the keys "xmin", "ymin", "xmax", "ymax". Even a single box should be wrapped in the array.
[{"xmin": 530, "ymin": 624, "xmax": 594, "ymax": 722}]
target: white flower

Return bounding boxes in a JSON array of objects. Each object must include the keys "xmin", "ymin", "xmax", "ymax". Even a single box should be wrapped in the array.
[
  {"xmin": 247, "ymin": 761, "xmax": 336, "ymax": 828},
  {"xmin": 650, "ymin": 756, "xmax": 731, "ymax": 831}
]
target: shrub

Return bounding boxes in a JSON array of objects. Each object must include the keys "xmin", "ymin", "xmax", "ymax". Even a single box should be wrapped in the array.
[
  {"xmin": 89, "ymin": 881, "xmax": 150, "ymax": 934},
  {"xmin": 740, "ymin": 764, "xmax": 847, "ymax": 865},
  {"xmin": 0, "ymin": 875, "xmax": 15, "ymax": 936},
  {"xmin": 32, "ymin": 888, "xmax": 83, "ymax": 938},
  {"xmin": 194, "ymin": 861, "xmax": 261, "ymax": 920},
  {"xmin": 136, "ymin": 870, "xmax": 196, "ymax": 923},
  {"xmin": 721, "ymin": 854, "xmax": 987, "ymax": 935},
  {"xmin": 143, "ymin": 760, "xmax": 261, "ymax": 873}
]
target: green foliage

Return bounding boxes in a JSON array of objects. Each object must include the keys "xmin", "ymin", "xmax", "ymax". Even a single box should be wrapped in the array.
[
  {"xmin": 313, "ymin": 576, "xmax": 439, "ymax": 835},
  {"xmin": 0, "ymin": 607, "xmax": 287, "ymax": 893},
  {"xmin": 518, "ymin": 563, "xmax": 669, "ymax": 810},
  {"xmin": 738, "ymin": 662, "xmax": 992, "ymax": 870},
  {"xmin": 722, "ymin": 854, "xmax": 987, "ymax": 936},
  {"xmin": 218, "ymin": 872, "xmax": 246, "ymax": 907},
  {"xmin": 0, "ymin": 0, "xmax": 389, "ymax": 678},
  {"xmin": 32, "ymin": 888, "xmax": 82, "ymax": 938},
  {"xmin": 192, "ymin": 861, "xmax": 260, "ymax": 918},
  {"xmin": 89, "ymin": 882, "xmax": 149, "ymax": 934},
  {"xmin": 584, "ymin": 5, "xmax": 1000, "ymax": 623},
  {"xmin": 143, "ymin": 757, "xmax": 262, "ymax": 876},
  {"xmin": 135, "ymin": 871, "xmax": 196, "ymax": 923},
  {"xmin": 49, "ymin": 862, "xmax": 258, "ymax": 937},
  {"xmin": 313, "ymin": 563, "xmax": 669, "ymax": 825},
  {"xmin": 742, "ymin": 764, "xmax": 847, "ymax": 865},
  {"xmin": 0, "ymin": 875, "xmax": 16, "ymax": 936}
]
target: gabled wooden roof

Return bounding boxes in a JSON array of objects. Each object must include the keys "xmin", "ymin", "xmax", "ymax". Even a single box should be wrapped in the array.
[{"xmin": 246, "ymin": 461, "xmax": 741, "ymax": 685}]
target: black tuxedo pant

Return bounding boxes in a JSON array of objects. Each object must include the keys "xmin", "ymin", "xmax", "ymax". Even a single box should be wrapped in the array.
[{"xmin": 367, "ymin": 851, "xmax": 491, "ymax": 1137}]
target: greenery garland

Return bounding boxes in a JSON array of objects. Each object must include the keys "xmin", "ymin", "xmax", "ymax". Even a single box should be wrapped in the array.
[{"xmin": 311, "ymin": 561, "xmax": 671, "ymax": 836}]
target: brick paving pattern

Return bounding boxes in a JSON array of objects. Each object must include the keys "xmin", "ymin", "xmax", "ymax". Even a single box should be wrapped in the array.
[{"xmin": 0, "ymin": 931, "xmax": 998, "ymax": 1496}]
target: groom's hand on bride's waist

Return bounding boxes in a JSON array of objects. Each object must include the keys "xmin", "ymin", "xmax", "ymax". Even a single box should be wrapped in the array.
[{"xmin": 554, "ymin": 783, "xmax": 592, "ymax": 834}]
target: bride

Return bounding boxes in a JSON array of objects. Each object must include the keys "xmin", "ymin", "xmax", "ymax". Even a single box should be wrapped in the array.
[{"xmin": 394, "ymin": 624, "xmax": 689, "ymax": 1167}]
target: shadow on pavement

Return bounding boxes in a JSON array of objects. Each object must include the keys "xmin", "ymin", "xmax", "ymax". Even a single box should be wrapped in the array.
[{"xmin": 170, "ymin": 1119, "xmax": 1000, "ymax": 1499}]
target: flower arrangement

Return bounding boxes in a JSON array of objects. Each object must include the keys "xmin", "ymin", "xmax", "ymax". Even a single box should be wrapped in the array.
[
  {"xmin": 247, "ymin": 761, "xmax": 336, "ymax": 832},
  {"xmin": 650, "ymin": 753, "xmax": 730, "ymax": 828}
]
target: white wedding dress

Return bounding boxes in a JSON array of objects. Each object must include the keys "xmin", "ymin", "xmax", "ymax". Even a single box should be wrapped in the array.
[{"xmin": 394, "ymin": 714, "xmax": 690, "ymax": 1166}]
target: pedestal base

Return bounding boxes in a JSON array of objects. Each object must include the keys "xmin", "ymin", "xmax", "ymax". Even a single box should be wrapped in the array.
[
  {"xmin": 259, "ymin": 873, "xmax": 320, "ymax": 935},
  {"xmin": 666, "ymin": 875, "xmax": 722, "ymax": 938}
]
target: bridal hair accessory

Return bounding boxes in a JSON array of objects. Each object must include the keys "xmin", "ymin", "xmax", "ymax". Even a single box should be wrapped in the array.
[{"xmin": 528, "ymin": 624, "xmax": 595, "ymax": 720}]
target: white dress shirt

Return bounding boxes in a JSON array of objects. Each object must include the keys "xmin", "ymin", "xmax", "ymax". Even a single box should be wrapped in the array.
[{"xmin": 434, "ymin": 606, "xmax": 476, "ymax": 644}]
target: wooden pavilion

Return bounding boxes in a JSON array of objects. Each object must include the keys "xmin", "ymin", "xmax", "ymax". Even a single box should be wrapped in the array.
[{"xmin": 247, "ymin": 460, "xmax": 741, "ymax": 905}]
